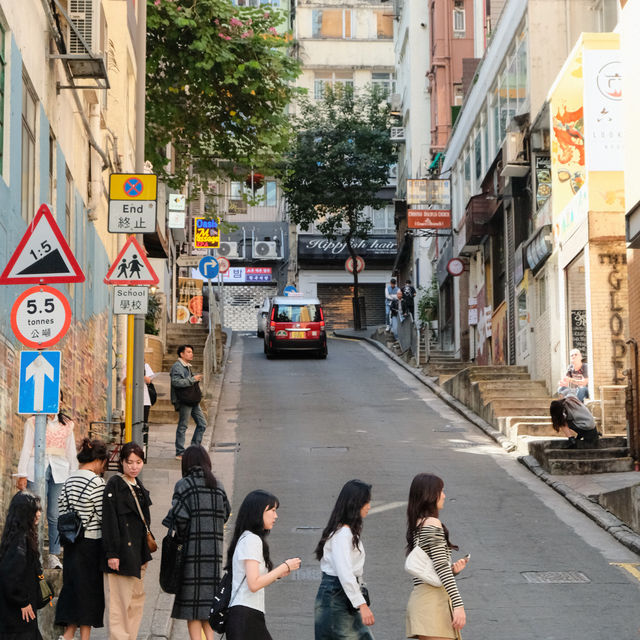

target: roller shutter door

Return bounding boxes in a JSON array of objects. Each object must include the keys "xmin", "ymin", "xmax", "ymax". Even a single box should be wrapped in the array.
[{"xmin": 316, "ymin": 283, "xmax": 386, "ymax": 329}]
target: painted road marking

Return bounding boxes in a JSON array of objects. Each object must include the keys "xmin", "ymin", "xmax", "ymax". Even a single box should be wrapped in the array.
[{"xmin": 610, "ymin": 563, "xmax": 640, "ymax": 582}]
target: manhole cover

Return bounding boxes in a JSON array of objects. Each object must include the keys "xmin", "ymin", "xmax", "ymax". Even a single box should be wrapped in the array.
[
  {"xmin": 521, "ymin": 571, "xmax": 591, "ymax": 584},
  {"xmin": 213, "ymin": 442, "xmax": 240, "ymax": 452},
  {"xmin": 290, "ymin": 568, "xmax": 323, "ymax": 581},
  {"xmin": 308, "ymin": 446, "xmax": 349, "ymax": 454}
]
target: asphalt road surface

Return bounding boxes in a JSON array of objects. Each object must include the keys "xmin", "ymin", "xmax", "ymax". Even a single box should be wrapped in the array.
[{"xmin": 211, "ymin": 334, "xmax": 640, "ymax": 640}]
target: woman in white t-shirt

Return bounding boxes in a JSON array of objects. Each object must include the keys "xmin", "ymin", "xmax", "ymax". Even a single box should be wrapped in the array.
[
  {"xmin": 225, "ymin": 490, "xmax": 301, "ymax": 640},
  {"xmin": 314, "ymin": 479, "xmax": 375, "ymax": 640}
]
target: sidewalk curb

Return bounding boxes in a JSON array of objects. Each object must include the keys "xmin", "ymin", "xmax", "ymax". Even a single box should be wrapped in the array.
[
  {"xmin": 335, "ymin": 331, "xmax": 516, "ymax": 453},
  {"xmin": 518, "ymin": 455, "xmax": 640, "ymax": 555},
  {"xmin": 150, "ymin": 329, "xmax": 233, "ymax": 640},
  {"xmin": 335, "ymin": 331, "xmax": 640, "ymax": 557}
]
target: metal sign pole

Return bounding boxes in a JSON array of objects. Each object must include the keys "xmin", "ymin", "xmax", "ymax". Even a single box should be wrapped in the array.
[
  {"xmin": 33, "ymin": 411, "xmax": 47, "ymax": 556},
  {"xmin": 218, "ymin": 271, "xmax": 225, "ymax": 327},
  {"xmin": 125, "ymin": 315, "xmax": 135, "ymax": 442}
]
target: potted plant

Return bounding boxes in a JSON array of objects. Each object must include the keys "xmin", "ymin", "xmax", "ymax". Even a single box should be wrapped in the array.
[{"xmin": 417, "ymin": 276, "xmax": 439, "ymax": 324}]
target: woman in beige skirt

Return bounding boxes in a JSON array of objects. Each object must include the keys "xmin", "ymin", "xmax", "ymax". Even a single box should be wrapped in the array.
[{"xmin": 405, "ymin": 473, "xmax": 468, "ymax": 639}]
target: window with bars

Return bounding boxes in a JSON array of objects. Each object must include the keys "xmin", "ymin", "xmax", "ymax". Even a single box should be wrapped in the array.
[
  {"xmin": 22, "ymin": 76, "xmax": 37, "ymax": 222},
  {"xmin": 314, "ymin": 72, "xmax": 354, "ymax": 100},
  {"xmin": 312, "ymin": 9, "xmax": 352, "ymax": 38},
  {"xmin": 371, "ymin": 72, "xmax": 395, "ymax": 98},
  {"xmin": 453, "ymin": 2, "xmax": 465, "ymax": 34}
]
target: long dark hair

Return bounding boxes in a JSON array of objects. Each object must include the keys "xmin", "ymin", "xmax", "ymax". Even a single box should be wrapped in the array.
[
  {"xmin": 550, "ymin": 398, "xmax": 567, "ymax": 432},
  {"xmin": 0, "ymin": 492, "xmax": 41, "ymax": 562},
  {"xmin": 406, "ymin": 473, "xmax": 457, "ymax": 553},
  {"xmin": 225, "ymin": 490, "xmax": 279, "ymax": 572},
  {"xmin": 58, "ymin": 390, "xmax": 72, "ymax": 426},
  {"xmin": 77, "ymin": 437, "xmax": 108, "ymax": 464},
  {"xmin": 182, "ymin": 445, "xmax": 217, "ymax": 489},
  {"xmin": 314, "ymin": 479, "xmax": 371, "ymax": 561}
]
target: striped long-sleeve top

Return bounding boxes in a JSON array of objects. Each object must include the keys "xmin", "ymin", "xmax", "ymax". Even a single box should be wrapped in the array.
[
  {"xmin": 412, "ymin": 524, "xmax": 463, "ymax": 609},
  {"xmin": 58, "ymin": 469, "xmax": 106, "ymax": 539}
]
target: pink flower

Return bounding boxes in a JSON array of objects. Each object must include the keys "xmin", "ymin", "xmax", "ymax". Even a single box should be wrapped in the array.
[
  {"xmin": 230, "ymin": 17, "xmax": 243, "ymax": 26},
  {"xmin": 214, "ymin": 19, "xmax": 220, "ymax": 24},
  {"xmin": 268, "ymin": 27, "xmax": 277, "ymax": 34},
  {"xmin": 263, "ymin": 11, "xmax": 270, "ymax": 18},
  {"xmin": 218, "ymin": 32, "xmax": 232, "ymax": 40},
  {"xmin": 154, "ymin": 0, "xmax": 160, "ymax": 6},
  {"xmin": 241, "ymin": 31, "xmax": 251, "ymax": 38}
]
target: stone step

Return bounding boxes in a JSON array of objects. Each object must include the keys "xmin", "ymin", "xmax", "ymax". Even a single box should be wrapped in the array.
[
  {"xmin": 546, "ymin": 457, "xmax": 634, "ymax": 475},
  {"xmin": 546, "ymin": 446, "xmax": 630, "ymax": 460},
  {"xmin": 475, "ymin": 380, "xmax": 549, "ymax": 392},
  {"xmin": 467, "ymin": 371, "xmax": 532, "ymax": 381}
]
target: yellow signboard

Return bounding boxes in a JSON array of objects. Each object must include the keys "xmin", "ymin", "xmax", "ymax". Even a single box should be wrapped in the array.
[
  {"xmin": 109, "ymin": 174, "xmax": 158, "ymax": 201},
  {"xmin": 194, "ymin": 217, "xmax": 220, "ymax": 249}
]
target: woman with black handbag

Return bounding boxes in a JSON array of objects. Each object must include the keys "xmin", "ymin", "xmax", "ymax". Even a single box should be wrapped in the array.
[
  {"xmin": 102, "ymin": 442, "xmax": 153, "ymax": 640},
  {"xmin": 55, "ymin": 438, "xmax": 108, "ymax": 640},
  {"xmin": 162, "ymin": 445, "xmax": 230, "ymax": 640},
  {"xmin": 314, "ymin": 479, "xmax": 375, "ymax": 640},
  {"xmin": 0, "ymin": 492, "xmax": 43, "ymax": 640}
]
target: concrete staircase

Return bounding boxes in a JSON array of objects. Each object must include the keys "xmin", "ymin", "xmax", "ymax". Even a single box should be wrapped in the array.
[
  {"xmin": 529, "ymin": 436, "xmax": 635, "ymax": 475},
  {"xmin": 148, "ymin": 323, "xmax": 209, "ymax": 424},
  {"xmin": 422, "ymin": 348, "xmax": 472, "ymax": 384},
  {"xmin": 442, "ymin": 366, "xmax": 556, "ymax": 444}
]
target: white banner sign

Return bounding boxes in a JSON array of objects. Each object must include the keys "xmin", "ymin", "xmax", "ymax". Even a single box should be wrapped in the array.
[{"xmin": 583, "ymin": 49, "xmax": 623, "ymax": 171}]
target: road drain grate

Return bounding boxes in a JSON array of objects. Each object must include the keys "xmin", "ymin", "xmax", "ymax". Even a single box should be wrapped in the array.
[
  {"xmin": 434, "ymin": 425, "xmax": 467, "ymax": 433},
  {"xmin": 295, "ymin": 526, "xmax": 323, "ymax": 533},
  {"xmin": 309, "ymin": 446, "xmax": 349, "ymax": 454},
  {"xmin": 521, "ymin": 571, "xmax": 591, "ymax": 584},
  {"xmin": 290, "ymin": 568, "xmax": 323, "ymax": 581},
  {"xmin": 213, "ymin": 442, "xmax": 240, "ymax": 452},
  {"xmin": 449, "ymin": 442, "xmax": 482, "ymax": 448}
]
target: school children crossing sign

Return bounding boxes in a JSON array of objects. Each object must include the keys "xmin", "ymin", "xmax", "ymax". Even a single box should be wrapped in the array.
[
  {"xmin": 104, "ymin": 236, "xmax": 159, "ymax": 285},
  {"xmin": 0, "ymin": 204, "xmax": 85, "ymax": 284}
]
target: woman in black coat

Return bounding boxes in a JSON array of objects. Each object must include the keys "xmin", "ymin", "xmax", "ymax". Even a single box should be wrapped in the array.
[
  {"xmin": 162, "ymin": 445, "xmax": 230, "ymax": 640},
  {"xmin": 0, "ymin": 492, "xmax": 43, "ymax": 640},
  {"xmin": 102, "ymin": 442, "xmax": 153, "ymax": 640}
]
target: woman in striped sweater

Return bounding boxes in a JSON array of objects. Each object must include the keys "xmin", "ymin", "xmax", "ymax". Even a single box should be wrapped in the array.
[
  {"xmin": 55, "ymin": 438, "xmax": 108, "ymax": 640},
  {"xmin": 405, "ymin": 473, "xmax": 467, "ymax": 640}
]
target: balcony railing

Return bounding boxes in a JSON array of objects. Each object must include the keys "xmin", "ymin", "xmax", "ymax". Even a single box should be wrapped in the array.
[{"xmin": 458, "ymin": 194, "xmax": 494, "ymax": 251}]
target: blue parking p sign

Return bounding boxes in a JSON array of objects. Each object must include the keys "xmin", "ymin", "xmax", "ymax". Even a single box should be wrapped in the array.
[
  {"xmin": 199, "ymin": 256, "xmax": 219, "ymax": 280},
  {"xmin": 18, "ymin": 351, "xmax": 61, "ymax": 414}
]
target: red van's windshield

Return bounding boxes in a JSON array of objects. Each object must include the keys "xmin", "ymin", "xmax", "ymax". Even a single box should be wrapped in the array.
[{"xmin": 273, "ymin": 304, "xmax": 322, "ymax": 323}]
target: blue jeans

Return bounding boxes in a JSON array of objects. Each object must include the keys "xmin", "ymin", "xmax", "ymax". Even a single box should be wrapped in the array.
[
  {"xmin": 28, "ymin": 464, "xmax": 63, "ymax": 554},
  {"xmin": 175, "ymin": 403, "xmax": 207, "ymax": 455},
  {"xmin": 559, "ymin": 386, "xmax": 589, "ymax": 402},
  {"xmin": 314, "ymin": 573, "xmax": 374, "ymax": 640}
]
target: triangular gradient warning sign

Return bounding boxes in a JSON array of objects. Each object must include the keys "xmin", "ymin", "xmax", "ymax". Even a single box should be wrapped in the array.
[
  {"xmin": 0, "ymin": 204, "xmax": 85, "ymax": 284},
  {"xmin": 104, "ymin": 236, "xmax": 159, "ymax": 285}
]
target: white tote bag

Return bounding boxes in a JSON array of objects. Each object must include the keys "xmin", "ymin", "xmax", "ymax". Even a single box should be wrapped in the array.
[{"xmin": 404, "ymin": 545, "xmax": 442, "ymax": 587}]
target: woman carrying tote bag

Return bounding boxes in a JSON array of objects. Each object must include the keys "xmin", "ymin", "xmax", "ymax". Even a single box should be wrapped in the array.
[
  {"xmin": 314, "ymin": 479, "xmax": 375, "ymax": 640},
  {"xmin": 225, "ymin": 490, "xmax": 301, "ymax": 640},
  {"xmin": 162, "ymin": 445, "xmax": 230, "ymax": 640},
  {"xmin": 405, "ymin": 473, "xmax": 468, "ymax": 640}
]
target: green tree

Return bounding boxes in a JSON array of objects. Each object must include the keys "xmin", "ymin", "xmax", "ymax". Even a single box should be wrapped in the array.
[
  {"xmin": 279, "ymin": 85, "xmax": 395, "ymax": 328},
  {"xmin": 146, "ymin": 0, "xmax": 302, "ymax": 190}
]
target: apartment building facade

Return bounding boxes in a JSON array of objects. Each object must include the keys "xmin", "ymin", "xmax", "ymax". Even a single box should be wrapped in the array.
[
  {"xmin": 292, "ymin": 0, "xmax": 397, "ymax": 327},
  {"xmin": 0, "ymin": 0, "xmax": 146, "ymax": 513},
  {"xmin": 440, "ymin": 0, "xmax": 622, "ymax": 400}
]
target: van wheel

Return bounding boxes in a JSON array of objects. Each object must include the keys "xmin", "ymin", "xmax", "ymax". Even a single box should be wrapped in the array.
[
  {"xmin": 317, "ymin": 349, "xmax": 327, "ymax": 359},
  {"xmin": 264, "ymin": 343, "xmax": 274, "ymax": 359}
]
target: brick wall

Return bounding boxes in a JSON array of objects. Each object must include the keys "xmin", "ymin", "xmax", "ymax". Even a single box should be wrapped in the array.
[{"xmin": 0, "ymin": 312, "xmax": 110, "ymax": 516}]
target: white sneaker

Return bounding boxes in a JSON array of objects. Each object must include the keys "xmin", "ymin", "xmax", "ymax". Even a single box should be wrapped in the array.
[{"xmin": 45, "ymin": 554, "xmax": 63, "ymax": 569}]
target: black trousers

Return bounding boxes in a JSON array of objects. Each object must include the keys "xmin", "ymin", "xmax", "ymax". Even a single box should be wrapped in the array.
[{"xmin": 226, "ymin": 605, "xmax": 272, "ymax": 640}]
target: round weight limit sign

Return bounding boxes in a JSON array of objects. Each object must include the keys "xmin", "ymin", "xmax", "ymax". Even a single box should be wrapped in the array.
[{"xmin": 11, "ymin": 285, "xmax": 72, "ymax": 349}]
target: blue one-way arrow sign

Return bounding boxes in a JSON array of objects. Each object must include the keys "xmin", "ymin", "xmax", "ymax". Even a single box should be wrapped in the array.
[
  {"xmin": 199, "ymin": 256, "xmax": 219, "ymax": 280},
  {"xmin": 18, "ymin": 351, "xmax": 61, "ymax": 414}
]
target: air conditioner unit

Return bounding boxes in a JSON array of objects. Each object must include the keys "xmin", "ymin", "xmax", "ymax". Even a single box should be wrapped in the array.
[
  {"xmin": 387, "ymin": 163, "xmax": 398, "ymax": 186},
  {"xmin": 218, "ymin": 241, "xmax": 241, "ymax": 259},
  {"xmin": 254, "ymin": 241, "xmax": 279, "ymax": 259},
  {"xmin": 67, "ymin": 0, "xmax": 101, "ymax": 55},
  {"xmin": 390, "ymin": 127, "xmax": 406, "ymax": 142},
  {"xmin": 500, "ymin": 131, "xmax": 529, "ymax": 178},
  {"xmin": 389, "ymin": 93, "xmax": 402, "ymax": 114}
]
